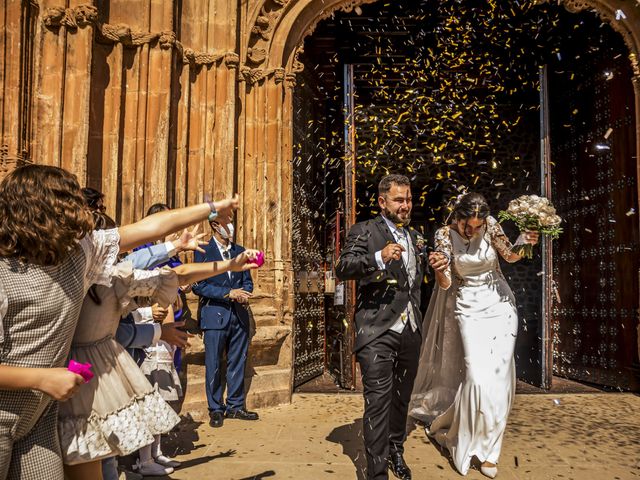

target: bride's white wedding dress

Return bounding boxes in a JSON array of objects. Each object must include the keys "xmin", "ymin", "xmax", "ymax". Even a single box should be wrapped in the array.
[{"xmin": 409, "ymin": 216, "xmax": 518, "ymax": 475}]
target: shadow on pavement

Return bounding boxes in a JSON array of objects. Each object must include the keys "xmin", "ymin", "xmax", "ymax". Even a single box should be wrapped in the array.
[
  {"xmin": 326, "ymin": 418, "xmax": 367, "ymax": 480},
  {"xmin": 165, "ymin": 414, "xmax": 205, "ymax": 457},
  {"xmin": 236, "ymin": 470, "xmax": 277, "ymax": 480}
]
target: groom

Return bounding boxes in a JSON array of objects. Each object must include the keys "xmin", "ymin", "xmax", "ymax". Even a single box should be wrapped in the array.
[{"xmin": 336, "ymin": 174, "xmax": 431, "ymax": 480}]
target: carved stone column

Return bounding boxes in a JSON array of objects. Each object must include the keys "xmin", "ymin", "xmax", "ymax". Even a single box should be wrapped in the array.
[
  {"xmin": 234, "ymin": 66, "xmax": 296, "ymax": 407},
  {"xmin": 0, "ymin": 0, "xmax": 37, "ymax": 178}
]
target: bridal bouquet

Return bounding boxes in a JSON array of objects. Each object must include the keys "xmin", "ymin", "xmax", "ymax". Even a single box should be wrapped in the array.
[{"xmin": 498, "ymin": 195, "xmax": 563, "ymax": 259}]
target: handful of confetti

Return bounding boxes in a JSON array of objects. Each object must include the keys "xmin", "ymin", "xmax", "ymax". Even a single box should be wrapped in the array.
[
  {"xmin": 247, "ymin": 251, "xmax": 265, "ymax": 268},
  {"xmin": 498, "ymin": 195, "xmax": 563, "ymax": 259},
  {"xmin": 68, "ymin": 360, "xmax": 94, "ymax": 383}
]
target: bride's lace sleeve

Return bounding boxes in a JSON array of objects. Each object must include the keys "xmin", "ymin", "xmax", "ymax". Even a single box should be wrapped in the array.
[
  {"xmin": 434, "ymin": 227, "xmax": 453, "ymax": 290},
  {"xmin": 487, "ymin": 216, "xmax": 518, "ymax": 263}
]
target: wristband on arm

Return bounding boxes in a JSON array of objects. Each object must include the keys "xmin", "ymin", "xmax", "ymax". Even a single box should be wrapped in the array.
[{"xmin": 208, "ymin": 201, "xmax": 218, "ymax": 222}]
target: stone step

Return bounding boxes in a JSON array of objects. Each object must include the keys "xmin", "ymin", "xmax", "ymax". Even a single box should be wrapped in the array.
[
  {"xmin": 179, "ymin": 365, "xmax": 291, "ymax": 416},
  {"xmin": 184, "ymin": 325, "xmax": 291, "ymax": 368},
  {"xmin": 249, "ymin": 304, "xmax": 281, "ymax": 327},
  {"xmin": 249, "ymin": 325, "xmax": 291, "ymax": 367}
]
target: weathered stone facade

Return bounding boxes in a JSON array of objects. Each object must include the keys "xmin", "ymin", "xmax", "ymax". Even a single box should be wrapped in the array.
[{"xmin": 1, "ymin": 0, "xmax": 639, "ymax": 408}]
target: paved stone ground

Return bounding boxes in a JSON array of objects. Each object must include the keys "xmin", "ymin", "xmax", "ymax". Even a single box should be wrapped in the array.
[{"xmin": 159, "ymin": 393, "xmax": 640, "ymax": 480}]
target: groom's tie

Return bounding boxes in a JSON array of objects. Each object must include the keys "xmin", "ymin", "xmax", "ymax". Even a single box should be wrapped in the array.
[{"xmin": 397, "ymin": 228, "xmax": 417, "ymax": 332}]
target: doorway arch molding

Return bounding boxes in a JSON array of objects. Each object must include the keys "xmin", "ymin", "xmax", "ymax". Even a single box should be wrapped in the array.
[{"xmin": 239, "ymin": 0, "xmax": 640, "ymax": 80}]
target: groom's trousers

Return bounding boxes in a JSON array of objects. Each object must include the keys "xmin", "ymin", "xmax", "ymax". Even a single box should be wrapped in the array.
[{"xmin": 357, "ymin": 324, "xmax": 422, "ymax": 480}]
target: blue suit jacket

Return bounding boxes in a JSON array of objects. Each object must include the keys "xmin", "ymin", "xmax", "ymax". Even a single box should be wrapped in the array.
[
  {"xmin": 123, "ymin": 243, "xmax": 173, "ymax": 271},
  {"xmin": 116, "ymin": 243, "xmax": 173, "ymax": 357},
  {"xmin": 193, "ymin": 240, "xmax": 253, "ymax": 330}
]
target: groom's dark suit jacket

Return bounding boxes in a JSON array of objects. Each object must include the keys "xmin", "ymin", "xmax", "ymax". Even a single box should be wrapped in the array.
[{"xmin": 336, "ymin": 216, "xmax": 425, "ymax": 352}]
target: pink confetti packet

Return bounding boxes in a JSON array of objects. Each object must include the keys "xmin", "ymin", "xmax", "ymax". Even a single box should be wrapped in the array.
[{"xmin": 68, "ymin": 360, "xmax": 94, "ymax": 383}]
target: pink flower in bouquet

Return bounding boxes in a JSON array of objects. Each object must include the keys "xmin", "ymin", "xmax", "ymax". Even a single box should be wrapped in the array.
[{"xmin": 68, "ymin": 360, "xmax": 94, "ymax": 383}]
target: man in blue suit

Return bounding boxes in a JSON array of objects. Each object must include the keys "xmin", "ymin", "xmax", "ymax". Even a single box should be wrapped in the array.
[{"xmin": 193, "ymin": 217, "xmax": 259, "ymax": 428}]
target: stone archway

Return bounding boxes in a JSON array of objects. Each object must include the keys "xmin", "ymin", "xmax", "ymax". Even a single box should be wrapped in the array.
[{"xmin": 235, "ymin": 0, "xmax": 640, "ymax": 401}]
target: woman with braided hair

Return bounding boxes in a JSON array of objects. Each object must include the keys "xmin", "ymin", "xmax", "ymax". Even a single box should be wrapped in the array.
[{"xmin": 409, "ymin": 192, "xmax": 539, "ymax": 478}]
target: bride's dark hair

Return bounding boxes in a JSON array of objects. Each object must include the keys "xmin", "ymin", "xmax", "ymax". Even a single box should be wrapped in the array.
[
  {"xmin": 452, "ymin": 192, "xmax": 490, "ymax": 221},
  {"xmin": 450, "ymin": 193, "xmax": 491, "ymax": 240}
]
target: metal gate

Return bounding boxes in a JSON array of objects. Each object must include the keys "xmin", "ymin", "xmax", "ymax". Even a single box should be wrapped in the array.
[
  {"xmin": 550, "ymin": 49, "xmax": 639, "ymax": 390},
  {"xmin": 291, "ymin": 75, "xmax": 326, "ymax": 388}
]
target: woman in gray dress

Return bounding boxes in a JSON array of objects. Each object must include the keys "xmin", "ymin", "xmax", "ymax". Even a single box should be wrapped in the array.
[{"xmin": 0, "ymin": 165, "xmax": 241, "ymax": 480}]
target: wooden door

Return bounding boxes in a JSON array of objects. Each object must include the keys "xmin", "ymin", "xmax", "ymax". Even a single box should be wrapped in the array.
[{"xmin": 550, "ymin": 52, "xmax": 639, "ymax": 390}]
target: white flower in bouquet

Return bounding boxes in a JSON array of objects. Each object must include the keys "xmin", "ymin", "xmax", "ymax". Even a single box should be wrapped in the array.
[{"xmin": 498, "ymin": 195, "xmax": 563, "ymax": 259}]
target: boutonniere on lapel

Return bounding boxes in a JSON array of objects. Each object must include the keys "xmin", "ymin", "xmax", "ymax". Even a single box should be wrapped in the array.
[{"xmin": 410, "ymin": 228, "xmax": 426, "ymax": 254}]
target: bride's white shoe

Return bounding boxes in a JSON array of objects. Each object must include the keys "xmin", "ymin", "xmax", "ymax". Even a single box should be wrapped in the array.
[{"xmin": 480, "ymin": 464, "xmax": 498, "ymax": 478}]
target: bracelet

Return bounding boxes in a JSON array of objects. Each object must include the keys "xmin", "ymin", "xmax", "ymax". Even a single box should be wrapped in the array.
[{"xmin": 207, "ymin": 201, "xmax": 218, "ymax": 222}]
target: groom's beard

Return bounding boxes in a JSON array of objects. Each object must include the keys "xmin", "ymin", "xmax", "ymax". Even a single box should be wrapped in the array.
[{"xmin": 383, "ymin": 208, "xmax": 411, "ymax": 227}]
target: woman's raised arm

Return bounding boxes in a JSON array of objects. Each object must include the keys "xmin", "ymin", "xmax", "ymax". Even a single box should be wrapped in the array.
[{"xmin": 117, "ymin": 196, "xmax": 239, "ymax": 253}]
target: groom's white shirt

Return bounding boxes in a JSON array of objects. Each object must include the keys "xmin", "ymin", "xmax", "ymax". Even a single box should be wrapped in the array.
[{"xmin": 375, "ymin": 216, "xmax": 417, "ymax": 333}]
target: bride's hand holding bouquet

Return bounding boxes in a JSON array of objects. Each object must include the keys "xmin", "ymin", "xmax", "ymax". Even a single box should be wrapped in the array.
[{"xmin": 498, "ymin": 195, "xmax": 562, "ymax": 259}]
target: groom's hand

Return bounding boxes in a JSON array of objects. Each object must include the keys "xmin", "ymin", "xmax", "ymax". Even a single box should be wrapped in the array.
[
  {"xmin": 429, "ymin": 252, "xmax": 449, "ymax": 272},
  {"xmin": 381, "ymin": 243, "xmax": 405, "ymax": 263}
]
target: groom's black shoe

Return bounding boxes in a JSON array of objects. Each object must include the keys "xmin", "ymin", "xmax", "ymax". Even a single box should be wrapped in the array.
[{"xmin": 388, "ymin": 452, "xmax": 412, "ymax": 480}]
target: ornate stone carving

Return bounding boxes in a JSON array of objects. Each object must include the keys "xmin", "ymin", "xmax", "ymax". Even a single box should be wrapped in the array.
[
  {"xmin": 43, "ymin": 5, "xmax": 98, "ymax": 29},
  {"xmin": 245, "ymin": 0, "xmax": 296, "ymax": 67},
  {"xmin": 274, "ymin": 67, "xmax": 286, "ymax": 84},
  {"xmin": 239, "ymin": 66, "xmax": 284, "ymax": 85},
  {"xmin": 0, "ymin": 145, "xmax": 30, "ymax": 176},
  {"xmin": 630, "ymin": 53, "xmax": 640, "ymax": 78},
  {"xmin": 225, "ymin": 52, "xmax": 241, "ymax": 69},
  {"xmin": 248, "ymin": 47, "xmax": 268, "ymax": 66},
  {"xmin": 183, "ymin": 48, "xmax": 225, "ymax": 66},
  {"xmin": 158, "ymin": 31, "xmax": 177, "ymax": 50},
  {"xmin": 252, "ymin": 7, "xmax": 280, "ymax": 42},
  {"xmin": 285, "ymin": 73, "xmax": 297, "ymax": 90},
  {"xmin": 240, "ymin": 66, "xmax": 267, "ymax": 85},
  {"xmin": 43, "ymin": 5, "xmax": 240, "ymax": 70},
  {"xmin": 291, "ymin": 46, "xmax": 305, "ymax": 74}
]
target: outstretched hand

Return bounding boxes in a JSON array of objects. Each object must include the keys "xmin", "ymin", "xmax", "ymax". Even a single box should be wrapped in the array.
[
  {"xmin": 230, "ymin": 250, "xmax": 261, "ymax": 272},
  {"xmin": 174, "ymin": 224, "xmax": 208, "ymax": 253},
  {"xmin": 213, "ymin": 194, "xmax": 240, "ymax": 220}
]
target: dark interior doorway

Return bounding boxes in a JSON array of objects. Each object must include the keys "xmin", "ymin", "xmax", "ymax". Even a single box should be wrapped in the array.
[{"xmin": 291, "ymin": 0, "xmax": 639, "ymax": 392}]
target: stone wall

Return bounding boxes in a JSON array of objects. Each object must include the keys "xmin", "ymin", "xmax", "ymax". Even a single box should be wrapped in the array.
[
  {"xmin": 1, "ymin": 0, "xmax": 640, "ymax": 407},
  {"xmin": 0, "ymin": 0, "xmax": 295, "ymax": 410}
]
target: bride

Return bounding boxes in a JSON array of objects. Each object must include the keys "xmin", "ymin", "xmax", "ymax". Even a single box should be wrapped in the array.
[{"xmin": 409, "ymin": 192, "xmax": 538, "ymax": 478}]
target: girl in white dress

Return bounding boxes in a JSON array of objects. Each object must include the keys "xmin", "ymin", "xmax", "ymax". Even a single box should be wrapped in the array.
[{"xmin": 409, "ymin": 193, "xmax": 538, "ymax": 478}]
